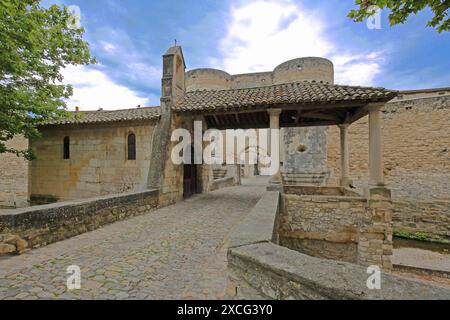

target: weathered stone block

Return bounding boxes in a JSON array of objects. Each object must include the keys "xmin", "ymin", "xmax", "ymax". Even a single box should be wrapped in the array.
[{"xmin": 0, "ymin": 243, "xmax": 16, "ymax": 254}]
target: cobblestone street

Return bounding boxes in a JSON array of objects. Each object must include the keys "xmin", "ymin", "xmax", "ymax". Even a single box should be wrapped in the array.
[{"xmin": 0, "ymin": 178, "xmax": 267, "ymax": 300}]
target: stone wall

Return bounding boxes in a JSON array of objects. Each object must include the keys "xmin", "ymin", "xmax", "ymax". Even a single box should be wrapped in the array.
[
  {"xmin": 392, "ymin": 199, "xmax": 450, "ymax": 240},
  {"xmin": 0, "ymin": 189, "xmax": 158, "ymax": 254},
  {"xmin": 327, "ymin": 95, "xmax": 450, "ymax": 201},
  {"xmin": 0, "ymin": 136, "xmax": 29, "ymax": 208},
  {"xmin": 279, "ymin": 186, "xmax": 393, "ymax": 269},
  {"xmin": 29, "ymin": 121, "xmax": 156, "ymax": 204},
  {"xmin": 228, "ymin": 242, "xmax": 450, "ymax": 300},
  {"xmin": 227, "ymin": 189, "xmax": 449, "ymax": 300},
  {"xmin": 280, "ymin": 194, "xmax": 364, "ymax": 263}
]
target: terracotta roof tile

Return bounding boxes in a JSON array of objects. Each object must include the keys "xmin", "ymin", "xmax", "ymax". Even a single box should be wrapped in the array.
[
  {"xmin": 43, "ymin": 106, "xmax": 161, "ymax": 125},
  {"xmin": 174, "ymin": 82, "xmax": 398, "ymax": 113}
]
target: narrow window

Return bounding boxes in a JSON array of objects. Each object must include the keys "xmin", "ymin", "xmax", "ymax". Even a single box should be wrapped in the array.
[
  {"xmin": 127, "ymin": 133, "xmax": 136, "ymax": 160},
  {"xmin": 63, "ymin": 136, "xmax": 70, "ymax": 159}
]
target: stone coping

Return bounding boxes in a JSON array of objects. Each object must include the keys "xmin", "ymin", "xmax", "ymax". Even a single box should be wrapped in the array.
[
  {"xmin": 285, "ymin": 194, "xmax": 366, "ymax": 202},
  {"xmin": 284, "ymin": 185, "xmax": 362, "ymax": 197},
  {"xmin": 0, "ymin": 189, "xmax": 159, "ymax": 218},
  {"xmin": 229, "ymin": 191, "xmax": 280, "ymax": 248},
  {"xmin": 229, "ymin": 242, "xmax": 450, "ymax": 300}
]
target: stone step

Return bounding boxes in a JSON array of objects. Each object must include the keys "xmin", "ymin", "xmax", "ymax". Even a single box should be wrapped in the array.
[
  {"xmin": 213, "ymin": 169, "xmax": 227, "ymax": 180},
  {"xmin": 282, "ymin": 172, "xmax": 328, "ymax": 185}
]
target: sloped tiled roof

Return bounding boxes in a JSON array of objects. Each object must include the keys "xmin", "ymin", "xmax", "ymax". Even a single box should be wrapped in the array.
[
  {"xmin": 173, "ymin": 82, "xmax": 398, "ymax": 113},
  {"xmin": 43, "ymin": 106, "xmax": 161, "ymax": 125}
]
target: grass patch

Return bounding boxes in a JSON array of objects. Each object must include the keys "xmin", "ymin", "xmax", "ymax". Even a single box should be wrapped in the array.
[{"xmin": 394, "ymin": 230, "xmax": 450, "ymax": 245}]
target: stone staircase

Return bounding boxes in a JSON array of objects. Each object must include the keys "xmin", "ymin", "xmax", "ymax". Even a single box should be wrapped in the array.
[
  {"xmin": 282, "ymin": 172, "xmax": 329, "ymax": 185},
  {"xmin": 213, "ymin": 168, "xmax": 227, "ymax": 180}
]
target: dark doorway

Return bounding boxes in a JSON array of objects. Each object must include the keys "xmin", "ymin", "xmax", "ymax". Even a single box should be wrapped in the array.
[{"xmin": 183, "ymin": 144, "xmax": 198, "ymax": 198}]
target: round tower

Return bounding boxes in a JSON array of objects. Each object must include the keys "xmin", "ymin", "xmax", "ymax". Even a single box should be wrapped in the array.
[
  {"xmin": 185, "ymin": 68, "xmax": 232, "ymax": 92},
  {"xmin": 273, "ymin": 57, "xmax": 334, "ymax": 85}
]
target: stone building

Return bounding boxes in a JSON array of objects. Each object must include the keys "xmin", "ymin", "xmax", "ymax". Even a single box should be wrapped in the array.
[
  {"xmin": 0, "ymin": 136, "xmax": 29, "ymax": 209},
  {"xmin": 0, "ymin": 46, "xmax": 450, "ymax": 269},
  {"xmin": 28, "ymin": 108, "xmax": 160, "ymax": 204},
  {"xmin": 0, "ymin": 47, "xmax": 450, "ymax": 230},
  {"xmin": 1, "ymin": 46, "xmax": 449, "ymax": 206}
]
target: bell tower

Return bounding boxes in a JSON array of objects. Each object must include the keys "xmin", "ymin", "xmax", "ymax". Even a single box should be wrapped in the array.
[{"xmin": 148, "ymin": 46, "xmax": 186, "ymax": 197}]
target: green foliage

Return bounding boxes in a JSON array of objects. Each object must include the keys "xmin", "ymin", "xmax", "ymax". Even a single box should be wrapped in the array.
[
  {"xmin": 348, "ymin": 0, "xmax": 450, "ymax": 32},
  {"xmin": 0, "ymin": 0, "xmax": 95, "ymax": 159},
  {"xmin": 394, "ymin": 230, "xmax": 450, "ymax": 244},
  {"xmin": 394, "ymin": 230, "xmax": 430, "ymax": 241}
]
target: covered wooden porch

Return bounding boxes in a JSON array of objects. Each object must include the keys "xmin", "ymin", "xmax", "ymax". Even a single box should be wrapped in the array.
[{"xmin": 173, "ymin": 81, "xmax": 398, "ymax": 196}]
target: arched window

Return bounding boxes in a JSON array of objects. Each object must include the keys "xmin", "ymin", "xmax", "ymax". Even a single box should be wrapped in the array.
[
  {"xmin": 127, "ymin": 133, "xmax": 136, "ymax": 160},
  {"xmin": 63, "ymin": 136, "xmax": 70, "ymax": 159}
]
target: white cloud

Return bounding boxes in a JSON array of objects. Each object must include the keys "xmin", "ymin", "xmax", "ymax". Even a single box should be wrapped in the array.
[
  {"xmin": 101, "ymin": 41, "xmax": 117, "ymax": 53},
  {"xmin": 213, "ymin": 0, "xmax": 383, "ymax": 86},
  {"xmin": 61, "ymin": 65, "xmax": 154, "ymax": 111},
  {"xmin": 333, "ymin": 52, "xmax": 384, "ymax": 86}
]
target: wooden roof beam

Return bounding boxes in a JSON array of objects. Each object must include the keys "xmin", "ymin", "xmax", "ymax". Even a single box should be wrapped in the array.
[{"xmin": 301, "ymin": 112, "xmax": 341, "ymax": 122}]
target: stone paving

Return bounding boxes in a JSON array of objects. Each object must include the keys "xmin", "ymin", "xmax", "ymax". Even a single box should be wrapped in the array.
[{"xmin": 0, "ymin": 177, "xmax": 267, "ymax": 300}]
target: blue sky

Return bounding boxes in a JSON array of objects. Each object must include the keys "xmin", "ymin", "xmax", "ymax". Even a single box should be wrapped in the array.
[{"xmin": 42, "ymin": 0, "xmax": 450, "ymax": 110}]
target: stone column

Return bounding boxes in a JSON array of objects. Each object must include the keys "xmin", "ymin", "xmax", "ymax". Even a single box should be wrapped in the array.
[
  {"xmin": 267, "ymin": 109, "xmax": 282, "ymax": 187},
  {"xmin": 368, "ymin": 104, "xmax": 384, "ymax": 187},
  {"xmin": 361, "ymin": 104, "xmax": 393, "ymax": 271},
  {"xmin": 338, "ymin": 124, "xmax": 352, "ymax": 187}
]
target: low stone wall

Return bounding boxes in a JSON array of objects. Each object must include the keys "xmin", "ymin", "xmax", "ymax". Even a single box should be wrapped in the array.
[
  {"xmin": 227, "ymin": 190, "xmax": 450, "ymax": 300},
  {"xmin": 279, "ymin": 186, "xmax": 393, "ymax": 269},
  {"xmin": 228, "ymin": 242, "xmax": 450, "ymax": 300},
  {"xmin": 0, "ymin": 189, "xmax": 159, "ymax": 254},
  {"xmin": 393, "ymin": 199, "xmax": 450, "ymax": 241},
  {"xmin": 280, "ymin": 193, "xmax": 365, "ymax": 263}
]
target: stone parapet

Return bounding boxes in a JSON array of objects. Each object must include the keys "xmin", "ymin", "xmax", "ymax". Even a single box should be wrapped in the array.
[
  {"xmin": 279, "ymin": 185, "xmax": 393, "ymax": 270},
  {"xmin": 0, "ymin": 189, "xmax": 159, "ymax": 254},
  {"xmin": 229, "ymin": 191, "xmax": 280, "ymax": 248},
  {"xmin": 228, "ymin": 242, "xmax": 450, "ymax": 300}
]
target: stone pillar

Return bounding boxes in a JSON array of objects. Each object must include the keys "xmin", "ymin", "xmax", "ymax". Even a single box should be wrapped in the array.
[
  {"xmin": 358, "ymin": 200, "xmax": 394, "ymax": 271},
  {"xmin": 360, "ymin": 104, "xmax": 393, "ymax": 271},
  {"xmin": 368, "ymin": 104, "xmax": 384, "ymax": 187},
  {"xmin": 338, "ymin": 124, "xmax": 352, "ymax": 187},
  {"xmin": 267, "ymin": 109, "xmax": 282, "ymax": 188}
]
